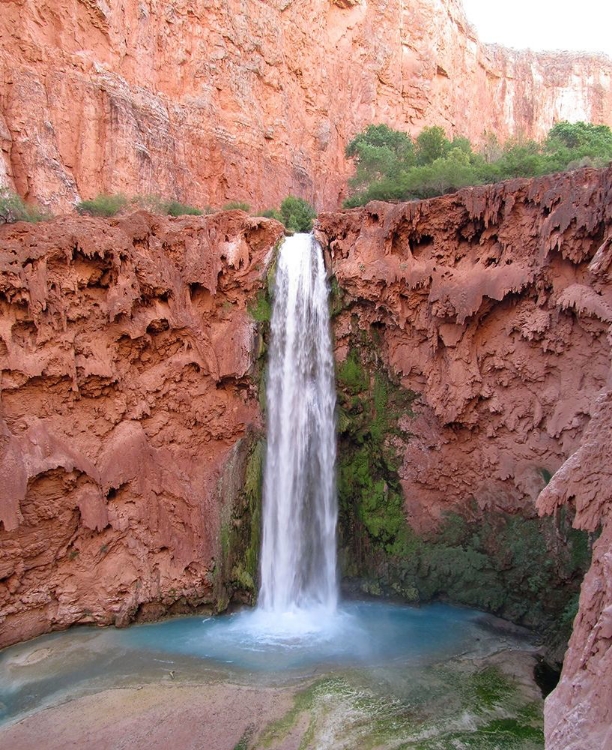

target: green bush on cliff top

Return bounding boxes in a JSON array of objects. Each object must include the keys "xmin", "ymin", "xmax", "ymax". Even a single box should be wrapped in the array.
[
  {"xmin": 257, "ymin": 196, "xmax": 317, "ymax": 233},
  {"xmin": 76, "ymin": 193, "xmax": 128, "ymax": 217},
  {"xmin": 0, "ymin": 188, "xmax": 49, "ymax": 223},
  {"xmin": 344, "ymin": 120, "xmax": 612, "ymax": 206},
  {"xmin": 76, "ymin": 193, "xmax": 206, "ymax": 218}
]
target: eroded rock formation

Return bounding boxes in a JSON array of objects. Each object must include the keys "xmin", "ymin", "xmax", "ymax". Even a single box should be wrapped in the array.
[
  {"xmin": 316, "ymin": 165, "xmax": 612, "ymax": 750},
  {"xmin": 1, "ymin": 0, "xmax": 611, "ymax": 213},
  {"xmin": 539, "ymin": 392, "xmax": 612, "ymax": 750},
  {"xmin": 0, "ymin": 210, "xmax": 283, "ymax": 649}
]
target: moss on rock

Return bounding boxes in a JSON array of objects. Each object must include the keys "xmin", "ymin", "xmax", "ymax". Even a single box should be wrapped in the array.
[
  {"xmin": 215, "ymin": 432, "xmax": 265, "ymax": 609},
  {"xmin": 335, "ymin": 336, "xmax": 591, "ymax": 633}
]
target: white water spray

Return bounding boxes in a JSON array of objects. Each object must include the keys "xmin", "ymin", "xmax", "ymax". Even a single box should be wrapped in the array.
[{"xmin": 258, "ymin": 233, "xmax": 338, "ymax": 615}]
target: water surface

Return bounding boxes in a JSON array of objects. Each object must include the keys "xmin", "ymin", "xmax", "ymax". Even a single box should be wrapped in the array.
[{"xmin": 0, "ymin": 601, "xmax": 531, "ymax": 726}]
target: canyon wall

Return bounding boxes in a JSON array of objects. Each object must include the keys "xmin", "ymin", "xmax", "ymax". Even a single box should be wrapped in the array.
[
  {"xmin": 1, "ymin": 164, "xmax": 611, "ymax": 745},
  {"xmin": 0, "ymin": 210, "xmax": 283, "ymax": 649},
  {"xmin": 317, "ymin": 165, "xmax": 612, "ymax": 750},
  {"xmin": 1, "ymin": 0, "xmax": 611, "ymax": 213}
]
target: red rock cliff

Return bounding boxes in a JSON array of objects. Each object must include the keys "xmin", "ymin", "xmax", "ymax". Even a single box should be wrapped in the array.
[
  {"xmin": 316, "ymin": 165, "xmax": 612, "ymax": 750},
  {"xmin": 0, "ymin": 210, "xmax": 283, "ymax": 649},
  {"xmin": 1, "ymin": 0, "xmax": 611, "ymax": 213}
]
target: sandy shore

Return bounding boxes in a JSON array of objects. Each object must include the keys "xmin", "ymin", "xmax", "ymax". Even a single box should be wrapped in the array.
[{"xmin": 0, "ymin": 681, "xmax": 302, "ymax": 750}]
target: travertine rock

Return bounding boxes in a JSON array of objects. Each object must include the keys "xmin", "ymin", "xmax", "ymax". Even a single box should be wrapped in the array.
[
  {"xmin": 539, "ymin": 390, "xmax": 612, "ymax": 750},
  {"xmin": 318, "ymin": 166, "xmax": 612, "ymax": 530},
  {"xmin": 0, "ymin": 210, "xmax": 283, "ymax": 648},
  {"xmin": 1, "ymin": 0, "xmax": 611, "ymax": 213},
  {"xmin": 2, "ymin": 163, "xmax": 612, "ymax": 747},
  {"xmin": 317, "ymin": 165, "xmax": 612, "ymax": 748}
]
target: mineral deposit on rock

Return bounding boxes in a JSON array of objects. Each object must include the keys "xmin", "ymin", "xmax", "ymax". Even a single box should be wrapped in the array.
[{"xmin": 0, "ymin": 210, "xmax": 283, "ymax": 648}]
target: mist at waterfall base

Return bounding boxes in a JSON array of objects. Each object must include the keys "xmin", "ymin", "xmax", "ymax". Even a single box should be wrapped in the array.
[
  {"xmin": 125, "ymin": 233, "xmax": 485, "ymax": 669},
  {"xmin": 0, "ymin": 236, "xmax": 528, "ymax": 724},
  {"xmin": 184, "ymin": 232, "xmax": 475, "ymax": 666}
]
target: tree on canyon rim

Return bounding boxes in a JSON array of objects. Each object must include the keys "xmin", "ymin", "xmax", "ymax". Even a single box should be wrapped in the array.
[{"xmin": 344, "ymin": 121, "xmax": 612, "ymax": 206}]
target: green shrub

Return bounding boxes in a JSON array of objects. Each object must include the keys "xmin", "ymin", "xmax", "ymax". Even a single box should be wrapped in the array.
[
  {"xmin": 76, "ymin": 193, "xmax": 127, "ymax": 217},
  {"xmin": 280, "ymin": 195, "xmax": 316, "ymax": 232},
  {"xmin": 223, "ymin": 201, "xmax": 251, "ymax": 212},
  {"xmin": 415, "ymin": 125, "xmax": 452, "ymax": 165},
  {"xmin": 346, "ymin": 123, "xmax": 415, "ymax": 189},
  {"xmin": 0, "ymin": 188, "xmax": 49, "ymax": 223},
  {"xmin": 164, "ymin": 200, "xmax": 203, "ymax": 217},
  {"xmin": 258, "ymin": 208, "xmax": 283, "ymax": 222},
  {"xmin": 256, "ymin": 199, "xmax": 317, "ymax": 232}
]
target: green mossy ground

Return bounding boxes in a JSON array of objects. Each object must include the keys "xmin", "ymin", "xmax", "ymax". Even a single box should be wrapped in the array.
[
  {"xmin": 335, "ymin": 333, "xmax": 590, "ymax": 634},
  {"xmin": 255, "ymin": 664, "xmax": 544, "ymax": 749}
]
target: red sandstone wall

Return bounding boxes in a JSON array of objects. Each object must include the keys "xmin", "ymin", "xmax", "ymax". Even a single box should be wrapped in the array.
[{"xmin": 1, "ymin": 0, "xmax": 611, "ymax": 213}]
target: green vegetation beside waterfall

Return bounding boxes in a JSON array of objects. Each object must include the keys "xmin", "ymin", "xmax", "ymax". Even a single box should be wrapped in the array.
[
  {"xmin": 335, "ymin": 328, "xmax": 591, "ymax": 634},
  {"xmin": 344, "ymin": 121, "xmax": 612, "ymax": 206},
  {"xmin": 215, "ymin": 432, "xmax": 265, "ymax": 609},
  {"xmin": 258, "ymin": 195, "xmax": 317, "ymax": 233}
]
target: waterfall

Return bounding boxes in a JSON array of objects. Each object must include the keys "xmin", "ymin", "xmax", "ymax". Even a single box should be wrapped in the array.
[{"xmin": 258, "ymin": 233, "xmax": 338, "ymax": 614}]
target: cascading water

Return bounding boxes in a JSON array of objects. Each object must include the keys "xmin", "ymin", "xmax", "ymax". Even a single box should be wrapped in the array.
[
  {"xmin": 258, "ymin": 233, "xmax": 338, "ymax": 615},
  {"xmin": 0, "ymin": 236, "xmax": 526, "ymax": 733}
]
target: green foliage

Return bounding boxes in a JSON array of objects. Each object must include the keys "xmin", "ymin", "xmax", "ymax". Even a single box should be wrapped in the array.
[
  {"xmin": 215, "ymin": 434, "xmax": 265, "ymax": 607},
  {"xmin": 248, "ymin": 290, "xmax": 272, "ymax": 323},
  {"xmin": 77, "ymin": 193, "xmax": 128, "ymax": 217},
  {"xmin": 346, "ymin": 123, "xmax": 415, "ymax": 190},
  {"xmin": 164, "ymin": 200, "xmax": 203, "ymax": 216},
  {"xmin": 223, "ymin": 200, "xmax": 251, "ymax": 212},
  {"xmin": 337, "ymin": 350, "xmax": 368, "ymax": 394},
  {"xmin": 256, "ymin": 197, "xmax": 317, "ymax": 232},
  {"xmin": 280, "ymin": 195, "xmax": 316, "ymax": 232},
  {"xmin": 258, "ymin": 208, "xmax": 283, "ymax": 222},
  {"xmin": 0, "ymin": 188, "xmax": 50, "ymax": 223},
  {"xmin": 416, "ymin": 125, "xmax": 452, "ymax": 165},
  {"xmin": 344, "ymin": 121, "xmax": 612, "ymax": 206},
  {"xmin": 335, "ymin": 329, "xmax": 590, "ymax": 630},
  {"xmin": 336, "ymin": 342, "xmax": 418, "ymax": 577},
  {"xmin": 547, "ymin": 120, "xmax": 612, "ymax": 157},
  {"xmin": 81, "ymin": 194, "xmax": 207, "ymax": 217}
]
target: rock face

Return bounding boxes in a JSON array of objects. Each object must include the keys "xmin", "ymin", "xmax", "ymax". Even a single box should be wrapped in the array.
[
  {"xmin": 1, "ymin": 0, "xmax": 611, "ymax": 213},
  {"xmin": 2, "ymin": 167, "xmax": 612, "ymax": 746},
  {"xmin": 316, "ymin": 165, "xmax": 612, "ymax": 749},
  {"xmin": 539, "ymin": 392, "xmax": 612, "ymax": 750},
  {"xmin": 0, "ymin": 210, "xmax": 283, "ymax": 649},
  {"xmin": 318, "ymin": 166, "xmax": 612, "ymax": 534}
]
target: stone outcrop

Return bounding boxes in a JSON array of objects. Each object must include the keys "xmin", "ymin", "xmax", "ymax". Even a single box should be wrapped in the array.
[
  {"xmin": 539, "ymin": 391, "xmax": 612, "ymax": 750},
  {"xmin": 1, "ymin": 0, "xmax": 611, "ymax": 213},
  {"xmin": 0, "ymin": 210, "xmax": 283, "ymax": 649},
  {"xmin": 316, "ymin": 164, "xmax": 612, "ymax": 749}
]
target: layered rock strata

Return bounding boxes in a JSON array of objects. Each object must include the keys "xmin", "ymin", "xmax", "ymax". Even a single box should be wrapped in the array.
[
  {"xmin": 0, "ymin": 210, "xmax": 283, "ymax": 649},
  {"xmin": 1, "ymin": 0, "xmax": 611, "ymax": 213},
  {"xmin": 316, "ymin": 165, "xmax": 612, "ymax": 749}
]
